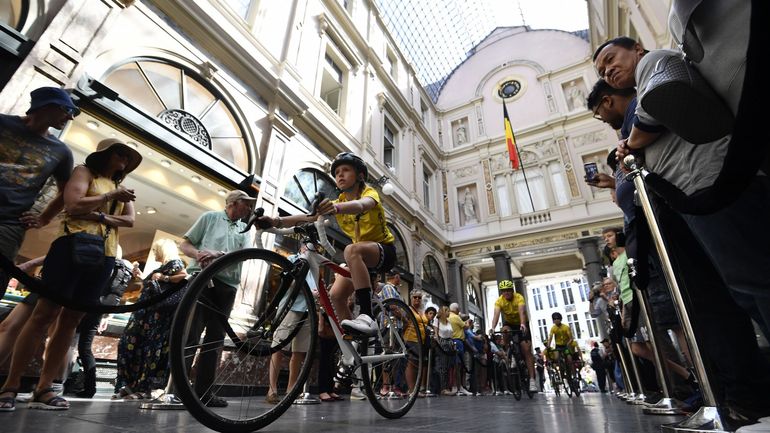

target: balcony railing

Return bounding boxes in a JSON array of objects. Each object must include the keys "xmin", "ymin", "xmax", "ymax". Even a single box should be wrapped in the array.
[{"xmin": 520, "ymin": 211, "xmax": 552, "ymax": 226}]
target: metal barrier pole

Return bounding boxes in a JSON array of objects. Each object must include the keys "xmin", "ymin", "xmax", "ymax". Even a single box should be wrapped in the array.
[
  {"xmin": 425, "ymin": 341, "xmax": 436, "ymax": 397},
  {"xmin": 628, "ymin": 262, "xmax": 686, "ymax": 415},
  {"xmin": 624, "ymin": 336, "xmax": 650, "ymax": 406},
  {"xmin": 293, "ymin": 380, "xmax": 320, "ymax": 405},
  {"xmin": 614, "ymin": 336, "xmax": 636, "ymax": 400},
  {"xmin": 624, "ymin": 155, "xmax": 726, "ymax": 432}
]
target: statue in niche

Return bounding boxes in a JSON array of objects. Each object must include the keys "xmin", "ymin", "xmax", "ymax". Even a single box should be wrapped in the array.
[
  {"xmin": 566, "ymin": 80, "xmax": 586, "ymax": 111},
  {"xmin": 456, "ymin": 126, "xmax": 467, "ymax": 145},
  {"xmin": 461, "ymin": 187, "xmax": 477, "ymax": 225}
]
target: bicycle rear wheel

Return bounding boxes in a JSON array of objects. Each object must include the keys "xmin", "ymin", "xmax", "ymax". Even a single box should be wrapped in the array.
[
  {"xmin": 359, "ymin": 298, "xmax": 422, "ymax": 419},
  {"xmin": 169, "ymin": 248, "xmax": 317, "ymax": 433},
  {"xmin": 559, "ymin": 360, "xmax": 573, "ymax": 398},
  {"xmin": 509, "ymin": 359, "xmax": 522, "ymax": 400}
]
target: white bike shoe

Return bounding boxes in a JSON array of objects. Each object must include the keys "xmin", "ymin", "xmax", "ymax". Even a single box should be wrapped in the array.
[{"xmin": 341, "ymin": 314, "xmax": 379, "ymax": 336}]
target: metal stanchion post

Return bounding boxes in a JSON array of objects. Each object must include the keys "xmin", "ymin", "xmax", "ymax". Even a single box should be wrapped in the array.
[
  {"xmin": 424, "ymin": 341, "xmax": 436, "ymax": 397},
  {"xmin": 140, "ymin": 373, "xmax": 185, "ymax": 410},
  {"xmin": 629, "ymin": 261, "xmax": 686, "ymax": 415},
  {"xmin": 615, "ymin": 336, "xmax": 636, "ymax": 401},
  {"xmin": 293, "ymin": 380, "xmax": 320, "ymax": 405},
  {"xmin": 624, "ymin": 336, "xmax": 650, "ymax": 406},
  {"xmin": 624, "ymin": 155, "xmax": 726, "ymax": 433}
]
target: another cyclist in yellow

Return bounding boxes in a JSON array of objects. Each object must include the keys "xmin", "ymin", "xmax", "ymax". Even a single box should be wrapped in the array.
[
  {"xmin": 259, "ymin": 152, "xmax": 395, "ymax": 336},
  {"xmin": 546, "ymin": 312, "xmax": 574, "ymax": 365},
  {"xmin": 488, "ymin": 279, "xmax": 539, "ymax": 393}
]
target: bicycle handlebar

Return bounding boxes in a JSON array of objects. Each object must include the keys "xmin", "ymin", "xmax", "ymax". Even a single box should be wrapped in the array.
[{"xmin": 245, "ymin": 192, "xmax": 337, "ymax": 256}]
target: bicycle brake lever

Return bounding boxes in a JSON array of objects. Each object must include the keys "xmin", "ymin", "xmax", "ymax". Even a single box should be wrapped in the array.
[
  {"xmin": 307, "ymin": 192, "xmax": 326, "ymax": 217},
  {"xmin": 241, "ymin": 207, "xmax": 266, "ymax": 233}
]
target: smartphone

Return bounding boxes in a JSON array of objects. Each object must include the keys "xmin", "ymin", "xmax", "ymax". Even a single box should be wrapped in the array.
[{"xmin": 584, "ymin": 162, "xmax": 598, "ymax": 182}]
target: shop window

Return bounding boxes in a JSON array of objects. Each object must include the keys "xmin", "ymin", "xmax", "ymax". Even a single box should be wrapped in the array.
[
  {"xmin": 538, "ymin": 319, "xmax": 548, "ymax": 342},
  {"xmin": 546, "ymin": 284, "xmax": 558, "ymax": 308},
  {"xmin": 561, "ymin": 281, "xmax": 574, "ymax": 306},
  {"xmin": 283, "ymin": 168, "xmax": 338, "ymax": 212},
  {"xmin": 532, "ymin": 286, "xmax": 543, "ymax": 311},
  {"xmin": 388, "ymin": 223, "xmax": 409, "ymax": 272},
  {"xmin": 495, "ymin": 175, "xmax": 512, "ymax": 217},
  {"xmin": 567, "ymin": 313, "xmax": 582, "ymax": 339},
  {"xmin": 421, "ymin": 255, "xmax": 444, "ymax": 295},
  {"xmin": 102, "ymin": 59, "xmax": 249, "ymax": 171},
  {"xmin": 466, "ymin": 279, "xmax": 478, "ymax": 306},
  {"xmin": 422, "ymin": 165, "xmax": 433, "ymax": 211}
]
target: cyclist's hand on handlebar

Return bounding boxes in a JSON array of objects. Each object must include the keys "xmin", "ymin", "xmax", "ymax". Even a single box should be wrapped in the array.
[
  {"xmin": 256, "ymin": 216, "xmax": 276, "ymax": 229},
  {"xmin": 317, "ymin": 199, "xmax": 336, "ymax": 216}
]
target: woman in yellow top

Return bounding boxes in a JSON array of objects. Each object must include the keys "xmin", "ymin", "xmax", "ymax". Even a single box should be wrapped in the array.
[
  {"xmin": 259, "ymin": 152, "xmax": 395, "ymax": 336},
  {"xmin": 546, "ymin": 312, "xmax": 574, "ymax": 365},
  {"xmin": 0, "ymin": 138, "xmax": 140, "ymax": 411},
  {"xmin": 403, "ymin": 289, "xmax": 429, "ymax": 396}
]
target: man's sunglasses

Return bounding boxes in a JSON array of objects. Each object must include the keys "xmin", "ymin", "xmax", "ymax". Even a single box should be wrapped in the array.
[{"xmin": 60, "ymin": 105, "xmax": 79, "ymax": 116}]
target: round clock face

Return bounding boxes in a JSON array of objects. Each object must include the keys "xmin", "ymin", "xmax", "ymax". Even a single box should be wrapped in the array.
[{"xmin": 498, "ymin": 80, "xmax": 522, "ymax": 99}]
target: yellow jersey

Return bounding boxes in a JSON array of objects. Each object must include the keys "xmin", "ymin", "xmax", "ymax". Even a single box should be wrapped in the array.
[
  {"xmin": 403, "ymin": 307, "xmax": 428, "ymax": 343},
  {"xmin": 333, "ymin": 186, "xmax": 394, "ymax": 244},
  {"xmin": 549, "ymin": 323, "xmax": 573, "ymax": 346},
  {"xmin": 494, "ymin": 293, "xmax": 526, "ymax": 326}
]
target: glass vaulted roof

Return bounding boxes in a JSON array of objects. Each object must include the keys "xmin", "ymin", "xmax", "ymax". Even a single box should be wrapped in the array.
[{"xmin": 375, "ymin": 0, "xmax": 499, "ymax": 102}]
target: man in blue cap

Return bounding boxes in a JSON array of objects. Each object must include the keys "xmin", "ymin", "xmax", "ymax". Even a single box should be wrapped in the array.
[{"xmin": 0, "ymin": 86, "xmax": 79, "ymax": 299}]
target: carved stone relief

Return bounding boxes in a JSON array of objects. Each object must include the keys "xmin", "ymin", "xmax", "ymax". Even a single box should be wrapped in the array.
[
  {"xmin": 557, "ymin": 137, "xmax": 581, "ymax": 197},
  {"xmin": 442, "ymin": 171, "xmax": 450, "ymax": 224},
  {"xmin": 482, "ymin": 159, "xmax": 495, "ymax": 215},
  {"xmin": 571, "ymin": 130, "xmax": 608, "ymax": 147},
  {"xmin": 453, "ymin": 165, "xmax": 478, "ymax": 179},
  {"xmin": 562, "ymin": 78, "xmax": 588, "ymax": 111}
]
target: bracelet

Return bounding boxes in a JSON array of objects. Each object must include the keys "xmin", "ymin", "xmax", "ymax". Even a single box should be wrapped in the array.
[
  {"xmin": 275, "ymin": 216, "xmax": 283, "ymax": 228},
  {"xmin": 333, "ymin": 204, "xmax": 340, "ymax": 214}
]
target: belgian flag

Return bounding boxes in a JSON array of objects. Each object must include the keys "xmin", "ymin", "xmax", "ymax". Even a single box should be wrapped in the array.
[{"xmin": 503, "ymin": 103, "xmax": 520, "ymax": 169}]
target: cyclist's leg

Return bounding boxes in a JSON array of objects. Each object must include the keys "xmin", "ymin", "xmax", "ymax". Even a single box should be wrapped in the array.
[
  {"xmin": 518, "ymin": 332, "xmax": 536, "ymax": 379},
  {"xmin": 193, "ymin": 279, "xmax": 237, "ymax": 398},
  {"xmin": 342, "ymin": 242, "xmax": 381, "ymax": 318}
]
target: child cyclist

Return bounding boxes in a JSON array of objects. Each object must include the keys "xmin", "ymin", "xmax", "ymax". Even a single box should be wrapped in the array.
[
  {"xmin": 258, "ymin": 152, "xmax": 395, "ymax": 336},
  {"xmin": 545, "ymin": 312, "xmax": 575, "ymax": 367}
]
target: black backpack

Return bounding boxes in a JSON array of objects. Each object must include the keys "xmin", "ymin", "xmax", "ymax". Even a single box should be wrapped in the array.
[{"xmin": 100, "ymin": 260, "xmax": 132, "ymax": 305}]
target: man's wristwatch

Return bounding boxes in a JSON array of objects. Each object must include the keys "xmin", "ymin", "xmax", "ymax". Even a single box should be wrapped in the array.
[{"xmin": 164, "ymin": 275, "xmax": 170, "ymax": 282}]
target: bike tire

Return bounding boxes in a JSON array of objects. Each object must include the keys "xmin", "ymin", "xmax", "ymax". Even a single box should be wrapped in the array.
[
  {"xmin": 359, "ymin": 298, "xmax": 422, "ymax": 419},
  {"xmin": 548, "ymin": 367, "xmax": 560, "ymax": 396},
  {"xmin": 520, "ymin": 361, "xmax": 534, "ymax": 399},
  {"xmin": 560, "ymin": 360, "xmax": 573, "ymax": 398},
  {"xmin": 169, "ymin": 248, "xmax": 318, "ymax": 433}
]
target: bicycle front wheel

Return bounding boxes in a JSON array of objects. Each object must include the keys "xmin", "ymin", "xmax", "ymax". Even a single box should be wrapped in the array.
[
  {"xmin": 169, "ymin": 248, "xmax": 318, "ymax": 433},
  {"xmin": 360, "ymin": 298, "xmax": 423, "ymax": 419},
  {"xmin": 509, "ymin": 360, "xmax": 522, "ymax": 400}
]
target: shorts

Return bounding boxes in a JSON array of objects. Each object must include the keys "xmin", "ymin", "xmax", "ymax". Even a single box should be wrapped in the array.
[
  {"xmin": 271, "ymin": 310, "xmax": 311, "ymax": 353},
  {"xmin": 452, "ymin": 338, "xmax": 465, "ymax": 362},
  {"xmin": 406, "ymin": 341, "xmax": 426, "ymax": 362},
  {"xmin": 0, "ymin": 223, "xmax": 25, "ymax": 299},
  {"xmin": 41, "ymin": 236, "xmax": 116, "ymax": 304},
  {"xmin": 374, "ymin": 243, "xmax": 396, "ymax": 273}
]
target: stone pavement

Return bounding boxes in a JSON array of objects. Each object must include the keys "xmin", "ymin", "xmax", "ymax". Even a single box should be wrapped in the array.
[{"xmin": 0, "ymin": 391, "xmax": 684, "ymax": 433}]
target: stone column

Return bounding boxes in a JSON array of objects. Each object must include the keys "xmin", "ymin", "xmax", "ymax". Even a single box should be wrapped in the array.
[
  {"xmin": 446, "ymin": 258, "xmax": 463, "ymax": 308},
  {"xmin": 577, "ymin": 236, "xmax": 608, "ymax": 338},
  {"xmin": 490, "ymin": 251, "xmax": 513, "ymax": 287}
]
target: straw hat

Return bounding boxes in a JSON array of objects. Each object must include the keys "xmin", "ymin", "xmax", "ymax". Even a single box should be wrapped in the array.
[{"xmin": 85, "ymin": 138, "xmax": 142, "ymax": 180}]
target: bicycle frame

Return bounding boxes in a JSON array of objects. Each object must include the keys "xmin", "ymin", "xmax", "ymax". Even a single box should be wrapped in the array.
[{"xmin": 254, "ymin": 216, "xmax": 408, "ymax": 370}]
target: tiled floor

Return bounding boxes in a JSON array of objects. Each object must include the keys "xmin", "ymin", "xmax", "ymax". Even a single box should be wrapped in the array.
[{"xmin": 1, "ymin": 392, "xmax": 684, "ymax": 433}]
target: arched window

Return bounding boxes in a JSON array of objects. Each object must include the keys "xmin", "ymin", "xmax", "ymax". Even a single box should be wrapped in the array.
[
  {"xmin": 283, "ymin": 168, "xmax": 338, "ymax": 212},
  {"xmin": 0, "ymin": 0, "xmax": 28, "ymax": 30},
  {"xmin": 421, "ymin": 255, "xmax": 444, "ymax": 295},
  {"xmin": 102, "ymin": 59, "xmax": 249, "ymax": 171},
  {"xmin": 388, "ymin": 223, "xmax": 409, "ymax": 273},
  {"xmin": 466, "ymin": 279, "xmax": 478, "ymax": 306}
]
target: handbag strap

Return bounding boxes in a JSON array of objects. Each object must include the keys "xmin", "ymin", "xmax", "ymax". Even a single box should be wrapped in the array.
[{"xmin": 64, "ymin": 181, "xmax": 120, "ymax": 240}]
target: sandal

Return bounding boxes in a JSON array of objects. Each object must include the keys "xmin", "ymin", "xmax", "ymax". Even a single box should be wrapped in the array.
[
  {"xmin": 0, "ymin": 388, "xmax": 19, "ymax": 412},
  {"xmin": 28, "ymin": 387, "xmax": 69, "ymax": 410}
]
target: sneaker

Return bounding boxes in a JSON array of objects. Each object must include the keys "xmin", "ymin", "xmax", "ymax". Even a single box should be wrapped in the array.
[
  {"xmin": 440, "ymin": 389, "xmax": 456, "ymax": 396},
  {"xmin": 529, "ymin": 381, "xmax": 539, "ymax": 392},
  {"xmin": 503, "ymin": 390, "xmax": 513, "ymax": 395},
  {"xmin": 350, "ymin": 388, "xmax": 366, "ymax": 400},
  {"xmin": 494, "ymin": 391, "xmax": 503, "ymax": 396},
  {"xmin": 475, "ymin": 392, "xmax": 483, "ymax": 396},
  {"xmin": 341, "ymin": 314, "xmax": 378, "ymax": 336},
  {"xmin": 457, "ymin": 389, "xmax": 473, "ymax": 396},
  {"xmin": 265, "ymin": 393, "xmax": 280, "ymax": 405},
  {"xmin": 203, "ymin": 394, "xmax": 228, "ymax": 408}
]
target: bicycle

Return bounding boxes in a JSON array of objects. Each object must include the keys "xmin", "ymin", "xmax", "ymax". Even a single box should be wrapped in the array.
[
  {"xmin": 505, "ymin": 330, "xmax": 535, "ymax": 400},
  {"xmin": 545, "ymin": 346, "xmax": 579, "ymax": 398},
  {"xmin": 168, "ymin": 198, "xmax": 423, "ymax": 432}
]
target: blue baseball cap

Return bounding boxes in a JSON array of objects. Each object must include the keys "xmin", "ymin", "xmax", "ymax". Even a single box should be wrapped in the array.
[{"xmin": 26, "ymin": 87, "xmax": 80, "ymax": 115}]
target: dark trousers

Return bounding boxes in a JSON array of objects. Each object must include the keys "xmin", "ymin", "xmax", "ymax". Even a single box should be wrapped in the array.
[
  {"xmin": 593, "ymin": 365, "xmax": 607, "ymax": 392},
  {"xmin": 183, "ymin": 278, "xmax": 237, "ymax": 397},
  {"xmin": 653, "ymin": 198, "xmax": 770, "ymax": 409},
  {"xmin": 536, "ymin": 366, "xmax": 545, "ymax": 391},
  {"xmin": 76, "ymin": 313, "xmax": 102, "ymax": 371},
  {"xmin": 318, "ymin": 336, "xmax": 337, "ymax": 394}
]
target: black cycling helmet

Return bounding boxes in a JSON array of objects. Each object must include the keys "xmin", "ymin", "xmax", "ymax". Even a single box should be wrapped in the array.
[
  {"xmin": 552, "ymin": 312, "xmax": 562, "ymax": 321},
  {"xmin": 330, "ymin": 152, "xmax": 368, "ymax": 180}
]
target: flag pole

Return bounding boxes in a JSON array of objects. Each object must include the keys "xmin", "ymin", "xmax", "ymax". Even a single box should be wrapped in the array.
[{"xmin": 504, "ymin": 100, "xmax": 536, "ymax": 212}]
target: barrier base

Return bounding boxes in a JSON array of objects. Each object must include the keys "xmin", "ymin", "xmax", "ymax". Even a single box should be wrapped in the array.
[
  {"xmin": 661, "ymin": 406, "xmax": 729, "ymax": 433},
  {"xmin": 292, "ymin": 393, "xmax": 320, "ymax": 405}
]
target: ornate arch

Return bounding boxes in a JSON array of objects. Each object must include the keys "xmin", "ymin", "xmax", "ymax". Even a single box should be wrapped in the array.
[
  {"xmin": 421, "ymin": 254, "xmax": 445, "ymax": 296},
  {"xmin": 388, "ymin": 223, "xmax": 410, "ymax": 273},
  {"xmin": 474, "ymin": 59, "xmax": 547, "ymax": 98},
  {"xmin": 283, "ymin": 167, "xmax": 338, "ymax": 212},
  {"xmin": 101, "ymin": 57, "xmax": 252, "ymax": 172}
]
